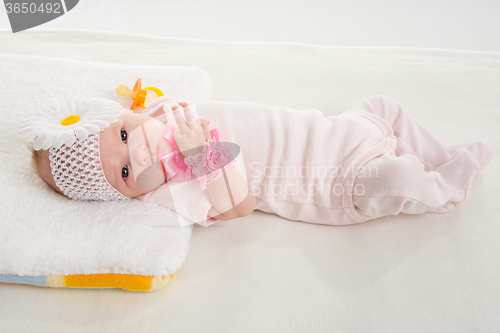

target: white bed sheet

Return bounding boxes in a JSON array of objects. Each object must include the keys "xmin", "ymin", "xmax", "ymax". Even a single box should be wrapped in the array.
[{"xmin": 0, "ymin": 29, "xmax": 499, "ymax": 333}]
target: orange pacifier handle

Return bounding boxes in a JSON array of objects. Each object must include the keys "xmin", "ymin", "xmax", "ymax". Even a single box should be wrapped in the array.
[{"xmin": 116, "ymin": 78, "xmax": 164, "ymax": 110}]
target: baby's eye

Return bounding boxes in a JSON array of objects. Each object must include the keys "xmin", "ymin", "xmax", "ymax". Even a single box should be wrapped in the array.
[
  {"xmin": 121, "ymin": 129, "xmax": 127, "ymax": 143},
  {"xmin": 122, "ymin": 166, "xmax": 129, "ymax": 180}
]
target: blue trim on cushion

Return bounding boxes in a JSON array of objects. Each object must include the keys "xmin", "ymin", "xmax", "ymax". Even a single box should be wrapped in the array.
[{"xmin": 0, "ymin": 274, "xmax": 46, "ymax": 286}]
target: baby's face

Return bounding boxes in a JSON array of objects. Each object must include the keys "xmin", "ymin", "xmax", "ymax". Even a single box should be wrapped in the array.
[{"xmin": 99, "ymin": 112, "xmax": 171, "ymax": 197}]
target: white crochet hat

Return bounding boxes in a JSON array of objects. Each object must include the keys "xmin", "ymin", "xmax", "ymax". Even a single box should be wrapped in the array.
[{"xmin": 20, "ymin": 97, "xmax": 132, "ymax": 201}]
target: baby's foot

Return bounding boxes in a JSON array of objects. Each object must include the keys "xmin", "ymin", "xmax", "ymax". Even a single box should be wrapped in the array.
[
  {"xmin": 468, "ymin": 141, "xmax": 493, "ymax": 173},
  {"xmin": 446, "ymin": 140, "xmax": 493, "ymax": 173},
  {"xmin": 437, "ymin": 148, "xmax": 479, "ymax": 192},
  {"xmin": 437, "ymin": 141, "xmax": 493, "ymax": 208}
]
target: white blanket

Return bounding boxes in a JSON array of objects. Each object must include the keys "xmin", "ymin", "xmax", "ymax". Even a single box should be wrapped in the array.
[
  {"xmin": 0, "ymin": 30, "xmax": 499, "ymax": 333},
  {"xmin": 0, "ymin": 53, "xmax": 212, "ymax": 276}
]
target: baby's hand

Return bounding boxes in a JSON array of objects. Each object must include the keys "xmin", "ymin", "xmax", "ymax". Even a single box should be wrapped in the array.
[{"xmin": 172, "ymin": 103, "xmax": 211, "ymax": 157}]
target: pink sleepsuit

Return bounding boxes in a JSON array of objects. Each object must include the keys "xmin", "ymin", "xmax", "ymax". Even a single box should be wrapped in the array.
[{"xmin": 136, "ymin": 95, "xmax": 493, "ymax": 227}]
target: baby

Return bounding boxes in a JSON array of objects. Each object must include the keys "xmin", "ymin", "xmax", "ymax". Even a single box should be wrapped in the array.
[{"xmin": 22, "ymin": 95, "xmax": 493, "ymax": 227}]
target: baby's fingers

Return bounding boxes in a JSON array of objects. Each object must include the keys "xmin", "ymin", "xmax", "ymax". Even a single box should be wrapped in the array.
[
  {"xmin": 172, "ymin": 105, "xmax": 189, "ymax": 133},
  {"xmin": 181, "ymin": 103, "xmax": 197, "ymax": 129},
  {"xmin": 201, "ymin": 119, "xmax": 211, "ymax": 141}
]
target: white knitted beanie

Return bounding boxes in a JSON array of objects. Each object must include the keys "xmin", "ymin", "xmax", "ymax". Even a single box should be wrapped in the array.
[{"xmin": 20, "ymin": 97, "xmax": 132, "ymax": 201}]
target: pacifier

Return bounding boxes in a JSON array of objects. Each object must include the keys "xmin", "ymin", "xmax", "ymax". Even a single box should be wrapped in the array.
[{"xmin": 116, "ymin": 78, "xmax": 164, "ymax": 111}]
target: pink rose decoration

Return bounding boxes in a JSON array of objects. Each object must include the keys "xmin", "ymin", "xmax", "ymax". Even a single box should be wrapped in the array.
[{"xmin": 211, "ymin": 143, "xmax": 232, "ymax": 169}]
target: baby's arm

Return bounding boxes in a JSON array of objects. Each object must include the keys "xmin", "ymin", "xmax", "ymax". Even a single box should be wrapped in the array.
[
  {"xmin": 205, "ymin": 171, "xmax": 255, "ymax": 221},
  {"xmin": 207, "ymin": 182, "xmax": 255, "ymax": 220},
  {"xmin": 140, "ymin": 98, "xmax": 255, "ymax": 221},
  {"xmin": 192, "ymin": 115, "xmax": 251, "ymax": 220},
  {"xmin": 173, "ymin": 104, "xmax": 255, "ymax": 221}
]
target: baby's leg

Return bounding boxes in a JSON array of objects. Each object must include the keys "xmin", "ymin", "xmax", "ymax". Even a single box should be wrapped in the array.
[
  {"xmin": 353, "ymin": 95, "xmax": 492, "ymax": 172},
  {"xmin": 352, "ymin": 150, "xmax": 481, "ymax": 219}
]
